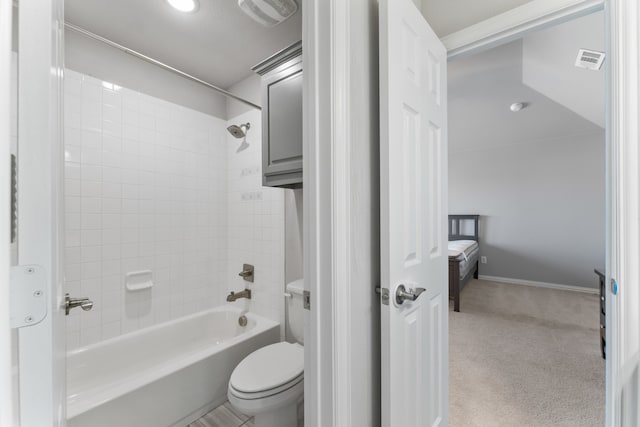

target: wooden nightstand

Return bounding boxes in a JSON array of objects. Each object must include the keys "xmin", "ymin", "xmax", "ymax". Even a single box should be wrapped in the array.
[{"xmin": 595, "ymin": 269, "xmax": 606, "ymax": 359}]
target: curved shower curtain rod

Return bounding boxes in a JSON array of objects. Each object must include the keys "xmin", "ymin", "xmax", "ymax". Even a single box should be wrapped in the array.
[{"xmin": 64, "ymin": 22, "xmax": 262, "ymax": 111}]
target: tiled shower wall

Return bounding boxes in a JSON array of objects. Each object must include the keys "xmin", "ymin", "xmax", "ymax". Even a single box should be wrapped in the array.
[
  {"xmin": 63, "ymin": 69, "xmax": 231, "ymax": 349},
  {"xmin": 225, "ymin": 108, "xmax": 285, "ymax": 329}
]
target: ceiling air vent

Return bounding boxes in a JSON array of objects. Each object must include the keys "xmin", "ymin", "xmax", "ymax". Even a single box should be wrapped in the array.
[
  {"xmin": 575, "ymin": 49, "xmax": 605, "ymax": 71},
  {"xmin": 238, "ymin": 0, "xmax": 298, "ymax": 27}
]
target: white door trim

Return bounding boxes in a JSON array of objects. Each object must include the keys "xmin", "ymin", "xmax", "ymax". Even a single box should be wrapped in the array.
[
  {"xmin": 302, "ymin": 0, "xmax": 338, "ymax": 425},
  {"xmin": 606, "ymin": 0, "xmax": 640, "ymax": 425},
  {"xmin": 303, "ymin": 0, "xmax": 380, "ymax": 425},
  {"xmin": 16, "ymin": 0, "xmax": 65, "ymax": 425},
  {"xmin": 329, "ymin": 0, "xmax": 353, "ymax": 424},
  {"xmin": 303, "ymin": 0, "xmax": 354, "ymax": 422},
  {"xmin": 442, "ymin": 0, "xmax": 604, "ymax": 59},
  {"xmin": 0, "ymin": 0, "xmax": 15, "ymax": 424}
]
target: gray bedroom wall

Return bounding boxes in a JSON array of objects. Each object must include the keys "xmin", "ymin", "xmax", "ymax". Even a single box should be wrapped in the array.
[
  {"xmin": 64, "ymin": 29, "xmax": 227, "ymax": 119},
  {"xmin": 449, "ymin": 131, "xmax": 605, "ymax": 289}
]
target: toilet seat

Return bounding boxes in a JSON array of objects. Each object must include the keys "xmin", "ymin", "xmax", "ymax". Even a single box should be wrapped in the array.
[
  {"xmin": 229, "ymin": 342, "xmax": 304, "ymax": 398},
  {"xmin": 229, "ymin": 373, "xmax": 303, "ymax": 400},
  {"xmin": 228, "ymin": 374, "xmax": 303, "ymax": 417}
]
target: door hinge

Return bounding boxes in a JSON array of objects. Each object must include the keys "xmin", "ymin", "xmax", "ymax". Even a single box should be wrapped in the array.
[
  {"xmin": 11, "ymin": 154, "xmax": 17, "ymax": 243},
  {"xmin": 376, "ymin": 287, "xmax": 390, "ymax": 305},
  {"xmin": 303, "ymin": 290, "xmax": 311, "ymax": 310},
  {"xmin": 10, "ymin": 265, "xmax": 47, "ymax": 328}
]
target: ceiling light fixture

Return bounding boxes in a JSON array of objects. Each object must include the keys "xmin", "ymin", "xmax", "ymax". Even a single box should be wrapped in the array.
[
  {"xmin": 166, "ymin": 0, "xmax": 199, "ymax": 13},
  {"xmin": 510, "ymin": 102, "xmax": 526, "ymax": 112}
]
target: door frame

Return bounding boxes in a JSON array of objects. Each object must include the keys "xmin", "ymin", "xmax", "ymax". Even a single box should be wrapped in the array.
[
  {"xmin": 606, "ymin": 0, "xmax": 640, "ymax": 424},
  {"xmin": 4, "ymin": 0, "xmax": 66, "ymax": 425},
  {"xmin": 305, "ymin": 0, "xmax": 639, "ymax": 426},
  {"xmin": 0, "ymin": 0, "xmax": 15, "ymax": 423},
  {"xmin": 302, "ymin": 0, "xmax": 381, "ymax": 425}
]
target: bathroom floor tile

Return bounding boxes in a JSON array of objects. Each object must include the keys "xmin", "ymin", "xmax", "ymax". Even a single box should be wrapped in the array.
[
  {"xmin": 223, "ymin": 401, "xmax": 250, "ymax": 422},
  {"xmin": 188, "ymin": 401, "xmax": 252, "ymax": 427}
]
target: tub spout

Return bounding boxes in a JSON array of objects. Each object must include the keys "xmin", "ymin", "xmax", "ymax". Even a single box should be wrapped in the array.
[{"xmin": 227, "ymin": 289, "xmax": 252, "ymax": 302}]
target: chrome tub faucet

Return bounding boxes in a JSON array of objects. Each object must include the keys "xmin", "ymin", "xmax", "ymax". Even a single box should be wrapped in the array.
[{"xmin": 227, "ymin": 289, "xmax": 252, "ymax": 302}]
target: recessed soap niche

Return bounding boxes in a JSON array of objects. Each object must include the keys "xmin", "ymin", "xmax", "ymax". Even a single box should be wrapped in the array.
[{"xmin": 125, "ymin": 270, "xmax": 154, "ymax": 292}]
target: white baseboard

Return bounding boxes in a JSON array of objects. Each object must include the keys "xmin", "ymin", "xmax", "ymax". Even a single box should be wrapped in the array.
[{"xmin": 478, "ymin": 275, "xmax": 599, "ymax": 294}]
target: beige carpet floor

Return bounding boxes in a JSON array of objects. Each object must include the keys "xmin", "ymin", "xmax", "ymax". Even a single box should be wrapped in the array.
[{"xmin": 449, "ymin": 279, "xmax": 605, "ymax": 427}]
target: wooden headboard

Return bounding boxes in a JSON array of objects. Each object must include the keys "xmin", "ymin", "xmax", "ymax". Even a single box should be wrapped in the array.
[{"xmin": 448, "ymin": 215, "xmax": 479, "ymax": 242}]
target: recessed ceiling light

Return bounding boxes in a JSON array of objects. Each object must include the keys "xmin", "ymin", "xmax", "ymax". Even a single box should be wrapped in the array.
[{"xmin": 166, "ymin": 0, "xmax": 199, "ymax": 13}]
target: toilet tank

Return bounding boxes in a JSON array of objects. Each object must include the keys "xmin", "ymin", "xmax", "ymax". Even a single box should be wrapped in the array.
[{"xmin": 286, "ymin": 279, "xmax": 304, "ymax": 344}]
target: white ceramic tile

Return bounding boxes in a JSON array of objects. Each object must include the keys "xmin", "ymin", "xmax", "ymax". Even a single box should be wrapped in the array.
[
  {"xmin": 81, "ymin": 262, "xmax": 102, "ymax": 279},
  {"xmin": 81, "ymin": 246, "xmax": 102, "ymax": 262},
  {"xmin": 102, "ymin": 151, "xmax": 122, "ymax": 168},
  {"xmin": 101, "ymin": 260, "xmax": 121, "ymax": 277},
  {"xmin": 81, "ymin": 197, "xmax": 102, "ymax": 213},
  {"xmin": 102, "ymin": 89, "xmax": 122, "ymax": 109},
  {"xmin": 102, "ymin": 134, "xmax": 122, "ymax": 153},
  {"xmin": 65, "ymin": 247, "xmax": 82, "ymax": 265},
  {"xmin": 81, "ymin": 181, "xmax": 102, "ymax": 198},
  {"xmin": 81, "ymin": 213, "xmax": 102, "ymax": 230},
  {"xmin": 102, "ymin": 322, "xmax": 121, "ymax": 340},
  {"xmin": 102, "ymin": 182, "xmax": 122, "ymax": 199},
  {"xmin": 81, "ymin": 147, "xmax": 102, "ymax": 165},
  {"xmin": 65, "ymin": 179, "xmax": 81, "ymax": 197},
  {"xmin": 102, "ymin": 244, "xmax": 121, "ymax": 261},
  {"xmin": 66, "ymin": 263, "xmax": 82, "ymax": 282},
  {"xmin": 102, "ymin": 198, "xmax": 122, "ymax": 214},
  {"xmin": 102, "ymin": 167, "xmax": 122, "ymax": 183},
  {"xmin": 66, "ymin": 162, "xmax": 82, "ymax": 180},
  {"xmin": 103, "ymin": 119, "xmax": 122, "ymax": 137},
  {"xmin": 66, "ymin": 214, "xmax": 81, "ymax": 230},
  {"xmin": 65, "ymin": 145, "xmax": 82, "ymax": 163},
  {"xmin": 102, "ymin": 229, "xmax": 121, "ymax": 245},
  {"xmin": 82, "ymin": 130, "xmax": 102, "ymax": 150},
  {"xmin": 64, "ymin": 69, "xmax": 289, "ymax": 350},
  {"xmin": 66, "ymin": 230, "xmax": 81, "ymax": 248},
  {"xmin": 82, "ymin": 103, "xmax": 102, "ymax": 133},
  {"xmin": 80, "ymin": 326, "xmax": 101, "ymax": 347},
  {"xmin": 101, "ymin": 214, "xmax": 121, "ymax": 229}
]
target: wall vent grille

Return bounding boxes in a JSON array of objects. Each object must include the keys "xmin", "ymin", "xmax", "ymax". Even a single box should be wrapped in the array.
[{"xmin": 575, "ymin": 49, "xmax": 605, "ymax": 71}]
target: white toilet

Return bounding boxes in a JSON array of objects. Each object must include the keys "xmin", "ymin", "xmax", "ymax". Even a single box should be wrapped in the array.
[{"xmin": 228, "ymin": 280, "xmax": 304, "ymax": 427}]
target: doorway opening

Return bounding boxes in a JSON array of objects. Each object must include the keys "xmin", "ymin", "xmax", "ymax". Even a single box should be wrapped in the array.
[{"xmin": 446, "ymin": 10, "xmax": 606, "ymax": 426}]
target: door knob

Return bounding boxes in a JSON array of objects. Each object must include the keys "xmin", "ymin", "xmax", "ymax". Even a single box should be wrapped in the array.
[
  {"xmin": 395, "ymin": 284, "xmax": 426, "ymax": 305},
  {"xmin": 65, "ymin": 293, "xmax": 94, "ymax": 316}
]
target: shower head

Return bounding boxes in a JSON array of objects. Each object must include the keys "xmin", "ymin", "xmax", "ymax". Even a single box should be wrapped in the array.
[{"xmin": 227, "ymin": 122, "xmax": 251, "ymax": 139}]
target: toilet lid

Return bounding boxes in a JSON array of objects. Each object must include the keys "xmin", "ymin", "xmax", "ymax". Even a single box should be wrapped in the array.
[{"xmin": 230, "ymin": 342, "xmax": 304, "ymax": 394}]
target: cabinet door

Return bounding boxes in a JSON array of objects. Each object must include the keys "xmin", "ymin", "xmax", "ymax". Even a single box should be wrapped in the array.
[{"xmin": 262, "ymin": 60, "xmax": 303, "ymax": 187}]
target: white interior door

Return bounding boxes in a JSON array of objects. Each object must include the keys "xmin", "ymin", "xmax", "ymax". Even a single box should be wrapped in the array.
[{"xmin": 379, "ymin": 0, "xmax": 448, "ymax": 426}]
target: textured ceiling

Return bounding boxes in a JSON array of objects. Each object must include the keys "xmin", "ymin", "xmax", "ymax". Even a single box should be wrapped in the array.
[
  {"xmin": 448, "ymin": 39, "xmax": 602, "ymax": 152},
  {"xmin": 64, "ymin": 0, "xmax": 302, "ymax": 89},
  {"xmin": 418, "ymin": 0, "xmax": 534, "ymax": 36},
  {"xmin": 522, "ymin": 11, "xmax": 605, "ymax": 128}
]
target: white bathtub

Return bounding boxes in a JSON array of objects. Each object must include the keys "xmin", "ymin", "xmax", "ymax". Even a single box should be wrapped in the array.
[{"xmin": 67, "ymin": 306, "xmax": 279, "ymax": 427}]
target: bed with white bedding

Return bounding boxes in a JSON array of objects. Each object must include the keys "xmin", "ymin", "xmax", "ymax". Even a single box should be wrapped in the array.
[{"xmin": 448, "ymin": 215, "xmax": 480, "ymax": 312}]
